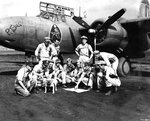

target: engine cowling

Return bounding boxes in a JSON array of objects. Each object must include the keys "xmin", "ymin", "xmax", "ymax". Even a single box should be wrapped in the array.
[{"xmin": 90, "ymin": 19, "xmax": 128, "ymax": 50}]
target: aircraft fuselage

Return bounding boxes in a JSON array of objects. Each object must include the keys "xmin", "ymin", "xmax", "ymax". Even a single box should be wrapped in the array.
[{"xmin": 0, "ymin": 16, "xmax": 82, "ymax": 54}]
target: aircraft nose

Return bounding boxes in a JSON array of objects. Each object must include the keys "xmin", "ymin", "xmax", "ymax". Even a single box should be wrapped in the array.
[
  {"xmin": 0, "ymin": 18, "xmax": 14, "ymax": 44},
  {"xmin": 0, "ymin": 17, "xmax": 23, "ymax": 46},
  {"xmin": 0, "ymin": 19, "xmax": 6, "ymax": 42}
]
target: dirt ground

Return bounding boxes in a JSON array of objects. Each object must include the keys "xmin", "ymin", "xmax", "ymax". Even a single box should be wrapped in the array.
[{"xmin": 0, "ymin": 52, "xmax": 150, "ymax": 121}]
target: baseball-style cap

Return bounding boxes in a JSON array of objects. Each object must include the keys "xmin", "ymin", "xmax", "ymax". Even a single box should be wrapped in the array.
[{"xmin": 81, "ymin": 36, "xmax": 88, "ymax": 40}]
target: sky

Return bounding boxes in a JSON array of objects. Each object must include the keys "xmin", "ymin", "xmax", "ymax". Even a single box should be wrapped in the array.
[{"xmin": 0, "ymin": 0, "xmax": 143, "ymax": 20}]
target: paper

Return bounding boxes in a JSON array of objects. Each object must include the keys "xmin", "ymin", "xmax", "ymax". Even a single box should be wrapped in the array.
[{"xmin": 63, "ymin": 88, "xmax": 90, "ymax": 93}]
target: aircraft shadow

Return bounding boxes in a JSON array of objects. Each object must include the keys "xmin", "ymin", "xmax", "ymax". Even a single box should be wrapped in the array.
[{"xmin": 0, "ymin": 70, "xmax": 18, "ymax": 75}]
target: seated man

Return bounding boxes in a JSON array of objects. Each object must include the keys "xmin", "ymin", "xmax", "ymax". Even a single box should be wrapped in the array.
[
  {"xmin": 14, "ymin": 62, "xmax": 34, "ymax": 97},
  {"xmin": 63, "ymin": 58, "xmax": 75, "ymax": 87},
  {"xmin": 75, "ymin": 62, "xmax": 93, "ymax": 90},
  {"xmin": 71, "ymin": 60, "xmax": 84, "ymax": 83},
  {"xmin": 53, "ymin": 59, "xmax": 65, "ymax": 84},
  {"xmin": 43, "ymin": 60, "xmax": 56, "ymax": 94},
  {"xmin": 96, "ymin": 61, "xmax": 121, "ymax": 95}
]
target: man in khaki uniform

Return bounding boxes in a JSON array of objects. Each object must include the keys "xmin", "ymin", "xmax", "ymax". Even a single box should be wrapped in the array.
[
  {"xmin": 35, "ymin": 37, "xmax": 51, "ymax": 63},
  {"xmin": 75, "ymin": 36, "xmax": 93, "ymax": 63}
]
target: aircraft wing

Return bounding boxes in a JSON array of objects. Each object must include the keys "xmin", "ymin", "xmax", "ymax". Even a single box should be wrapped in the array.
[
  {"xmin": 120, "ymin": 17, "xmax": 150, "ymax": 24},
  {"xmin": 120, "ymin": 17, "xmax": 150, "ymax": 58},
  {"xmin": 120, "ymin": 17, "xmax": 150, "ymax": 32}
]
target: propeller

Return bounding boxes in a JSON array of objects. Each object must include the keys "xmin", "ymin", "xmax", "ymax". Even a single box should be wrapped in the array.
[
  {"xmin": 97, "ymin": 8, "xmax": 126, "ymax": 32},
  {"xmin": 73, "ymin": 8, "xmax": 126, "ymax": 33},
  {"xmin": 72, "ymin": 16, "xmax": 90, "ymax": 29}
]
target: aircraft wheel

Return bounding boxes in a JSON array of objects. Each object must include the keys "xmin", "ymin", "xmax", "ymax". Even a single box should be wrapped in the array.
[{"xmin": 117, "ymin": 57, "xmax": 130, "ymax": 77}]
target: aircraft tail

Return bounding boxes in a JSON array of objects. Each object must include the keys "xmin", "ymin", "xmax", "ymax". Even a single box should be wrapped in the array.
[{"xmin": 138, "ymin": 0, "xmax": 150, "ymax": 18}]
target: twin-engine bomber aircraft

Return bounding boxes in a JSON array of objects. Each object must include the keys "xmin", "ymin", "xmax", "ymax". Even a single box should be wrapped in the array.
[{"xmin": 0, "ymin": 0, "xmax": 150, "ymax": 76}]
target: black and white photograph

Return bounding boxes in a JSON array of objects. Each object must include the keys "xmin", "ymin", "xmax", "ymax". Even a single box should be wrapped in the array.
[{"xmin": 0, "ymin": 0, "xmax": 150, "ymax": 121}]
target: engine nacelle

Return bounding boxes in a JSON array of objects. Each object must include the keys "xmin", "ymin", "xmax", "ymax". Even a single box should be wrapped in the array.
[{"xmin": 90, "ymin": 19, "xmax": 128, "ymax": 49}]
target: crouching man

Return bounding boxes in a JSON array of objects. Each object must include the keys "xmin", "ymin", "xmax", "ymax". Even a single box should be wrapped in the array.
[
  {"xmin": 93, "ymin": 50, "xmax": 119, "ymax": 74},
  {"xmin": 14, "ymin": 63, "xmax": 35, "ymax": 97},
  {"xmin": 97, "ymin": 61, "xmax": 121, "ymax": 95}
]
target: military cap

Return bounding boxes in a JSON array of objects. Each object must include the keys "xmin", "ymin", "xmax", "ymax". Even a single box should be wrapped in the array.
[
  {"xmin": 77, "ymin": 59, "xmax": 81, "ymax": 63},
  {"xmin": 44, "ymin": 36, "xmax": 51, "ymax": 41},
  {"xmin": 81, "ymin": 35, "xmax": 88, "ymax": 40},
  {"xmin": 84, "ymin": 62, "xmax": 91, "ymax": 66},
  {"xmin": 42, "ymin": 60, "xmax": 49, "ymax": 66},
  {"xmin": 93, "ymin": 50, "xmax": 100, "ymax": 55},
  {"xmin": 55, "ymin": 59, "xmax": 61, "ymax": 63},
  {"xmin": 48, "ymin": 60, "xmax": 54, "ymax": 63},
  {"xmin": 96, "ymin": 60, "xmax": 106, "ymax": 65},
  {"xmin": 66, "ymin": 58, "xmax": 72, "ymax": 62},
  {"xmin": 25, "ymin": 60, "xmax": 33, "ymax": 67}
]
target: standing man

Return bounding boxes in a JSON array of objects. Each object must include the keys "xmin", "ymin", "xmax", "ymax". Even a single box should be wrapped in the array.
[
  {"xmin": 35, "ymin": 37, "xmax": 51, "ymax": 63},
  {"xmin": 54, "ymin": 40, "xmax": 63, "ymax": 64},
  {"xmin": 54, "ymin": 39, "xmax": 60, "ymax": 55},
  {"xmin": 75, "ymin": 36, "xmax": 93, "ymax": 63},
  {"xmin": 50, "ymin": 39, "xmax": 61, "ymax": 62}
]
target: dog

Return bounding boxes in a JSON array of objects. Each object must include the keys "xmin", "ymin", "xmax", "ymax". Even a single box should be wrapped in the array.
[
  {"xmin": 43, "ymin": 74, "xmax": 58, "ymax": 94},
  {"xmin": 50, "ymin": 78, "xmax": 58, "ymax": 94}
]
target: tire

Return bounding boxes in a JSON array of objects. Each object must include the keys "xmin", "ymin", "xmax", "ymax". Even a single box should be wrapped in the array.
[{"xmin": 117, "ymin": 57, "xmax": 130, "ymax": 77}]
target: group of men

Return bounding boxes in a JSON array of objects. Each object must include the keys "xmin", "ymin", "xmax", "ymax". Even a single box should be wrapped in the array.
[{"xmin": 14, "ymin": 35, "xmax": 121, "ymax": 97}]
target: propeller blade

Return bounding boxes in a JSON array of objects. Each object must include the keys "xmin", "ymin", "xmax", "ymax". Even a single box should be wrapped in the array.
[
  {"xmin": 72, "ymin": 16, "xmax": 90, "ymax": 29},
  {"xmin": 98, "ymin": 8, "xmax": 126, "ymax": 31}
]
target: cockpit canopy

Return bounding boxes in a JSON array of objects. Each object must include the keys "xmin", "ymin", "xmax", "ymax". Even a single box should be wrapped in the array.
[{"xmin": 37, "ymin": 2, "xmax": 74, "ymax": 22}]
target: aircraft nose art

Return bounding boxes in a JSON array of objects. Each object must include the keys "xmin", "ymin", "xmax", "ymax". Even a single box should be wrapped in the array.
[
  {"xmin": 50, "ymin": 24, "xmax": 61, "ymax": 43},
  {"xmin": 0, "ymin": 17, "xmax": 24, "ymax": 45}
]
